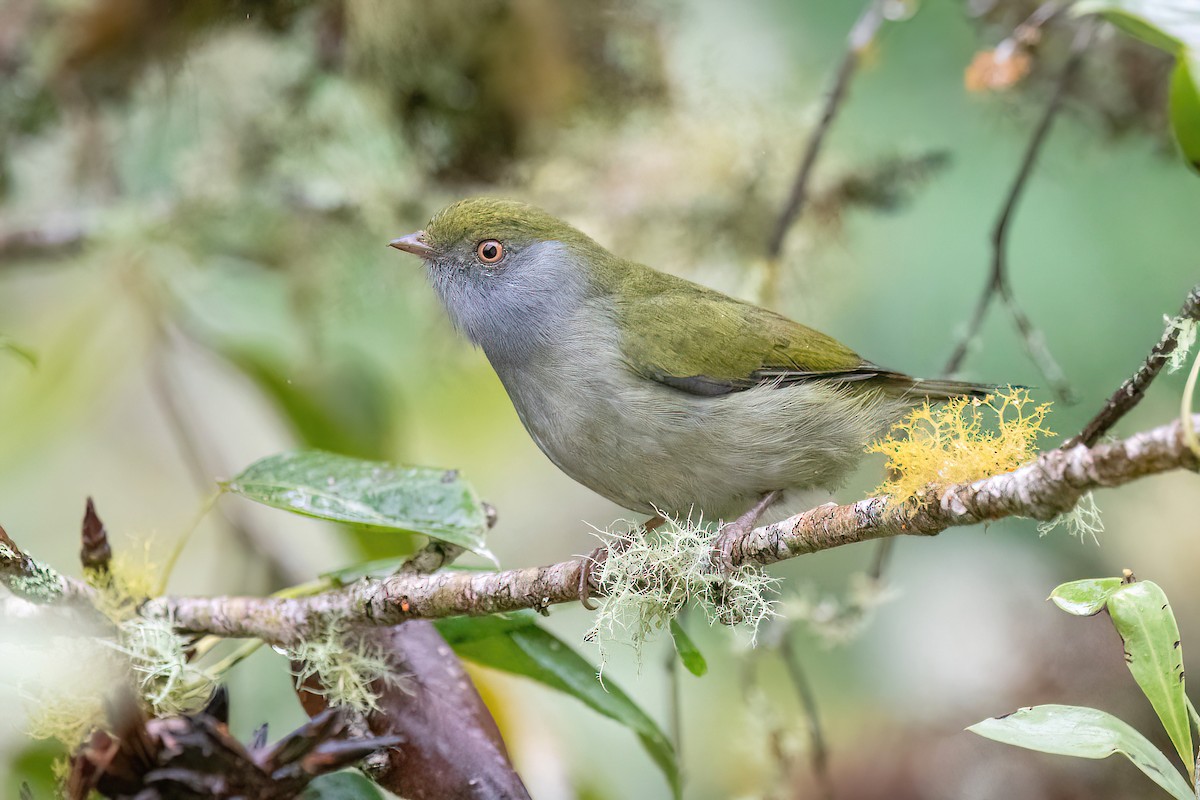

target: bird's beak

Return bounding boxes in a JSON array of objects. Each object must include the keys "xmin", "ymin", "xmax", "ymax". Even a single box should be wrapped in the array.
[{"xmin": 388, "ymin": 230, "xmax": 436, "ymax": 258}]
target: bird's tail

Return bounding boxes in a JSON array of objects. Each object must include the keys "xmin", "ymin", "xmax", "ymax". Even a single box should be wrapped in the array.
[{"xmin": 905, "ymin": 377, "xmax": 998, "ymax": 401}]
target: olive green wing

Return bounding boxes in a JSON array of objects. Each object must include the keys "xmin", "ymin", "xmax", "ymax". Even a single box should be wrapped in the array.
[{"xmin": 613, "ymin": 278, "xmax": 891, "ymax": 397}]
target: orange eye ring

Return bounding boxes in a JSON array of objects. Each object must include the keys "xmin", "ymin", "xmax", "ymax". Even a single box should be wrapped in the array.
[{"xmin": 476, "ymin": 239, "xmax": 504, "ymax": 264}]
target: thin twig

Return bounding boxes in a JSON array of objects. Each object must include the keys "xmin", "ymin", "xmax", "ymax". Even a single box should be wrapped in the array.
[
  {"xmin": 1066, "ymin": 284, "xmax": 1200, "ymax": 449},
  {"xmin": 144, "ymin": 414, "xmax": 1200, "ymax": 644},
  {"xmin": 665, "ymin": 640, "xmax": 682, "ymax": 759},
  {"xmin": 763, "ymin": 0, "xmax": 885, "ymax": 301},
  {"xmin": 780, "ymin": 631, "xmax": 835, "ymax": 800},
  {"xmin": 149, "ymin": 345, "xmax": 304, "ymax": 587},
  {"xmin": 943, "ymin": 21, "xmax": 1096, "ymax": 402}
]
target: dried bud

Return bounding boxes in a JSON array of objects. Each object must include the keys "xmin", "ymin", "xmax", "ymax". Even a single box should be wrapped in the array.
[{"xmin": 80, "ymin": 497, "xmax": 112, "ymax": 572}]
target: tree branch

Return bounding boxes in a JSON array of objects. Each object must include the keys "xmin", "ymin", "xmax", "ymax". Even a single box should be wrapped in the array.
[
  {"xmin": 1066, "ymin": 283, "xmax": 1200, "ymax": 449},
  {"xmin": 144, "ymin": 414, "xmax": 1200, "ymax": 645},
  {"xmin": 762, "ymin": 0, "xmax": 885, "ymax": 303},
  {"xmin": 0, "ymin": 523, "xmax": 97, "ymax": 606}
]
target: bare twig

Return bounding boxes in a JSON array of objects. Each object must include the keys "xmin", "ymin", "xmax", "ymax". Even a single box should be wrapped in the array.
[
  {"xmin": 665, "ymin": 638, "xmax": 682, "ymax": 757},
  {"xmin": 763, "ymin": 0, "xmax": 885, "ymax": 301},
  {"xmin": 144, "ymin": 415, "xmax": 1200, "ymax": 645},
  {"xmin": 0, "ymin": 216, "xmax": 88, "ymax": 262},
  {"xmin": 944, "ymin": 21, "xmax": 1096, "ymax": 402},
  {"xmin": 1066, "ymin": 284, "xmax": 1200, "ymax": 449},
  {"xmin": 148, "ymin": 345, "xmax": 305, "ymax": 587},
  {"xmin": 399, "ymin": 501, "xmax": 498, "ymax": 575},
  {"xmin": 779, "ymin": 631, "xmax": 835, "ymax": 800}
]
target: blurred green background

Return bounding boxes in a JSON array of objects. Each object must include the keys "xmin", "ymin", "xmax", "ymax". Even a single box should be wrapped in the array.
[{"xmin": 1, "ymin": 0, "xmax": 1198, "ymax": 797}]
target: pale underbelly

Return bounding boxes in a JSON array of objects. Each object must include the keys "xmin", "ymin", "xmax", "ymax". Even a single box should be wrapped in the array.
[{"xmin": 500, "ymin": 369, "xmax": 905, "ymax": 519}]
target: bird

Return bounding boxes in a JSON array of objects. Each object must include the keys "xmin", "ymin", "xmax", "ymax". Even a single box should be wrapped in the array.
[{"xmin": 389, "ymin": 198, "xmax": 993, "ymax": 601}]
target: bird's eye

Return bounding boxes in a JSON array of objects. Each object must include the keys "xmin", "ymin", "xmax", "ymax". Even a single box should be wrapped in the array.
[{"xmin": 476, "ymin": 239, "xmax": 504, "ymax": 264}]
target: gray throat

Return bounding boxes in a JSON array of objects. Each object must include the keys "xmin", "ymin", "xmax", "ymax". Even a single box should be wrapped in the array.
[{"xmin": 428, "ymin": 241, "xmax": 590, "ymax": 369}]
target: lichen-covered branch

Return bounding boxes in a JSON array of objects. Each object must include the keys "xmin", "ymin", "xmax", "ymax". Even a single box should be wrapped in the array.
[
  {"xmin": 143, "ymin": 415, "xmax": 1200, "ymax": 646},
  {"xmin": 1066, "ymin": 283, "xmax": 1200, "ymax": 449},
  {"xmin": 0, "ymin": 524, "xmax": 96, "ymax": 606}
]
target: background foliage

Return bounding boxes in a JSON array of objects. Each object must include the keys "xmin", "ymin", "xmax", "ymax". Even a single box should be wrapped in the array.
[{"xmin": 1, "ymin": 0, "xmax": 1198, "ymax": 797}]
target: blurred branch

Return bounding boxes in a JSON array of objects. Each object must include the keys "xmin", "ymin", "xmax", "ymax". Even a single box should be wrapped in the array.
[
  {"xmin": 145, "ymin": 414, "xmax": 1200, "ymax": 644},
  {"xmin": 149, "ymin": 331, "xmax": 307, "ymax": 588},
  {"xmin": 779, "ymin": 632, "xmax": 835, "ymax": 800},
  {"xmin": 763, "ymin": 0, "xmax": 885, "ymax": 302},
  {"xmin": 0, "ymin": 216, "xmax": 88, "ymax": 262},
  {"xmin": 0, "ymin": 522, "xmax": 96, "ymax": 606},
  {"xmin": 1066, "ymin": 284, "xmax": 1200, "ymax": 449},
  {"xmin": 944, "ymin": 21, "xmax": 1097, "ymax": 402}
]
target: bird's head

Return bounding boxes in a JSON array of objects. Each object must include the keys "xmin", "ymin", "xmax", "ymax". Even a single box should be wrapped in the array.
[{"xmin": 390, "ymin": 198, "xmax": 606, "ymax": 362}]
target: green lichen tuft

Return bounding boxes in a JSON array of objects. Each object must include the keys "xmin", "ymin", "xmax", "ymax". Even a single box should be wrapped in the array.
[
  {"xmin": 586, "ymin": 514, "xmax": 778, "ymax": 672},
  {"xmin": 5, "ymin": 558, "xmax": 65, "ymax": 604},
  {"xmin": 110, "ymin": 616, "xmax": 215, "ymax": 715},
  {"xmin": 779, "ymin": 573, "xmax": 899, "ymax": 647},
  {"xmin": 287, "ymin": 625, "xmax": 408, "ymax": 713},
  {"xmin": 1037, "ymin": 491, "xmax": 1103, "ymax": 545},
  {"xmin": 1166, "ymin": 316, "xmax": 1198, "ymax": 373}
]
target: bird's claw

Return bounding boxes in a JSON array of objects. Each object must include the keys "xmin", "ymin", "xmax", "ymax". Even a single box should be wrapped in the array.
[{"xmin": 577, "ymin": 545, "xmax": 609, "ymax": 610}]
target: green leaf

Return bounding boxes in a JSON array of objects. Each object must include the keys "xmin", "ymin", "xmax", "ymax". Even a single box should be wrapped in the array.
[
  {"xmin": 1170, "ymin": 55, "xmax": 1200, "ymax": 172},
  {"xmin": 448, "ymin": 620, "xmax": 680, "ymax": 798},
  {"xmin": 969, "ymin": 705, "xmax": 1193, "ymax": 800},
  {"xmin": 319, "ymin": 556, "xmax": 488, "ymax": 586},
  {"xmin": 1073, "ymin": 0, "xmax": 1199, "ymax": 54},
  {"xmin": 1074, "ymin": 0, "xmax": 1200, "ymax": 173},
  {"xmin": 1107, "ymin": 581, "xmax": 1194, "ymax": 768},
  {"xmin": 669, "ymin": 618, "xmax": 708, "ymax": 677},
  {"xmin": 301, "ymin": 770, "xmax": 392, "ymax": 799},
  {"xmin": 1050, "ymin": 577, "xmax": 1124, "ymax": 616},
  {"xmin": 226, "ymin": 451, "xmax": 494, "ymax": 562},
  {"xmin": 0, "ymin": 336, "xmax": 37, "ymax": 369},
  {"xmin": 434, "ymin": 610, "xmax": 542, "ymax": 644}
]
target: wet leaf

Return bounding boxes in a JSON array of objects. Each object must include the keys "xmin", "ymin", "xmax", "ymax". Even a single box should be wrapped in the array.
[
  {"xmin": 1050, "ymin": 577, "xmax": 1123, "ymax": 616},
  {"xmin": 319, "ymin": 556, "xmax": 487, "ymax": 586},
  {"xmin": 226, "ymin": 451, "xmax": 493, "ymax": 562},
  {"xmin": 969, "ymin": 705, "xmax": 1193, "ymax": 800},
  {"xmin": 1073, "ymin": 0, "xmax": 1200, "ymax": 173},
  {"xmin": 1169, "ymin": 55, "xmax": 1200, "ymax": 172},
  {"xmin": 1108, "ymin": 580, "xmax": 1193, "ymax": 767},
  {"xmin": 448, "ymin": 618, "xmax": 680, "ymax": 798},
  {"xmin": 301, "ymin": 770, "xmax": 391, "ymax": 799}
]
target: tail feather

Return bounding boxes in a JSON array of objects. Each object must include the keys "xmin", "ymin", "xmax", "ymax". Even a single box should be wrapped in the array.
[
  {"xmin": 860, "ymin": 365, "xmax": 999, "ymax": 400},
  {"xmin": 904, "ymin": 377, "xmax": 998, "ymax": 400}
]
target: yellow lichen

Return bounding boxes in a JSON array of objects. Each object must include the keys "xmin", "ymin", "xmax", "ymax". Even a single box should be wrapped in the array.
[
  {"xmin": 87, "ymin": 547, "xmax": 160, "ymax": 623},
  {"xmin": 868, "ymin": 387, "xmax": 1052, "ymax": 502}
]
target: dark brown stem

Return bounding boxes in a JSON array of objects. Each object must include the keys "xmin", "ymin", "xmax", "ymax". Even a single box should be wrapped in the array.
[
  {"xmin": 1066, "ymin": 284, "xmax": 1200, "ymax": 449},
  {"xmin": 149, "ymin": 345, "xmax": 304, "ymax": 587},
  {"xmin": 765, "ymin": 0, "xmax": 885, "ymax": 261},
  {"xmin": 780, "ymin": 631, "xmax": 835, "ymax": 800},
  {"xmin": 943, "ymin": 21, "xmax": 1095, "ymax": 401}
]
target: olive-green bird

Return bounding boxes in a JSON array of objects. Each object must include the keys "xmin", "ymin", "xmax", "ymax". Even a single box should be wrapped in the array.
[{"xmin": 390, "ymin": 198, "xmax": 992, "ymax": 584}]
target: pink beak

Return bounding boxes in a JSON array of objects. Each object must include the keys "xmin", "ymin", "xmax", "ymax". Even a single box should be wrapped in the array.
[{"xmin": 388, "ymin": 230, "xmax": 436, "ymax": 258}]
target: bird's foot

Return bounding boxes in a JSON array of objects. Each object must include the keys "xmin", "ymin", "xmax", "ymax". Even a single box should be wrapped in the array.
[
  {"xmin": 711, "ymin": 490, "xmax": 781, "ymax": 576},
  {"xmin": 577, "ymin": 513, "xmax": 666, "ymax": 610}
]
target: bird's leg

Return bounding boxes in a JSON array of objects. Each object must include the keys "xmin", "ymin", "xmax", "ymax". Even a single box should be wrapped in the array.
[
  {"xmin": 578, "ymin": 513, "xmax": 667, "ymax": 610},
  {"xmin": 712, "ymin": 490, "xmax": 781, "ymax": 574}
]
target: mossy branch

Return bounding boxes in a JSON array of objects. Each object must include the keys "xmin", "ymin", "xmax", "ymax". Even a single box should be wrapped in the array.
[{"xmin": 138, "ymin": 414, "xmax": 1200, "ymax": 647}]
